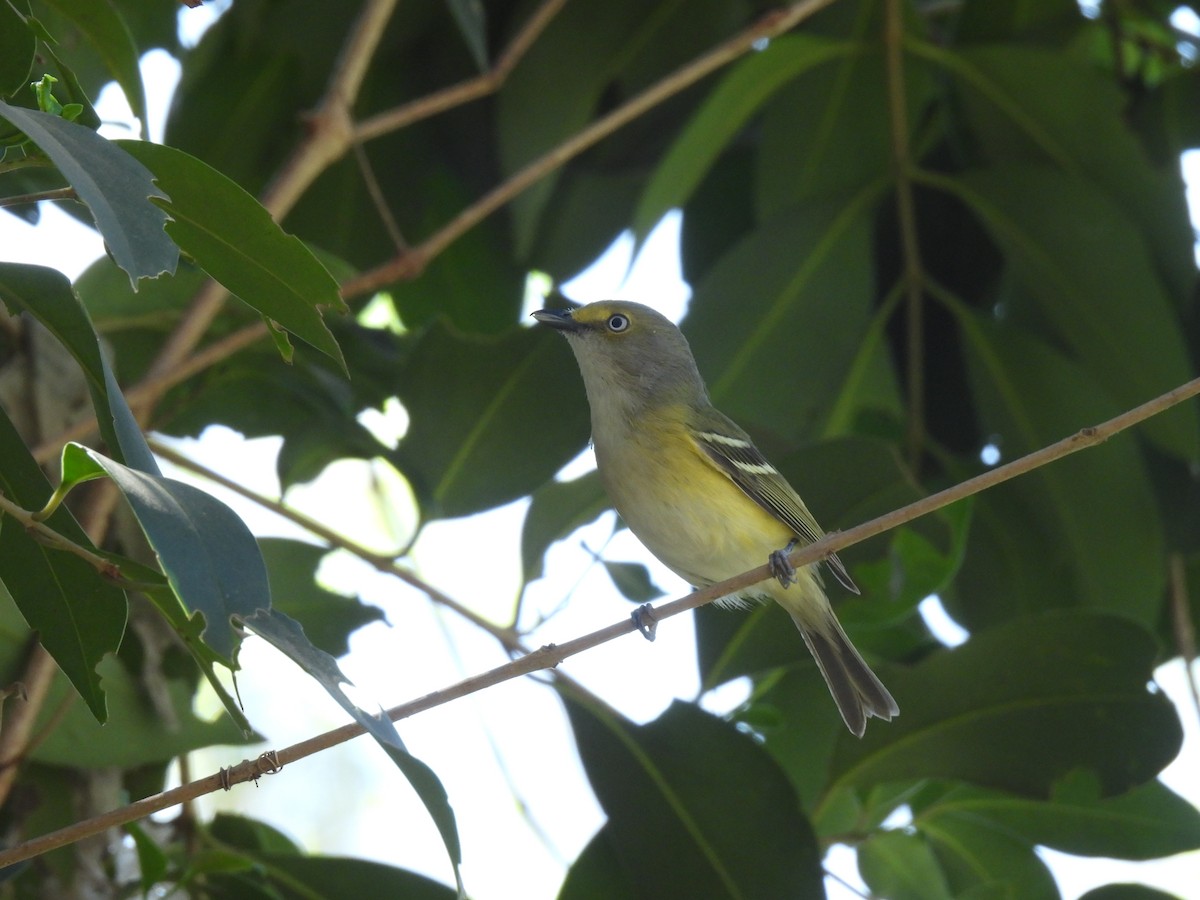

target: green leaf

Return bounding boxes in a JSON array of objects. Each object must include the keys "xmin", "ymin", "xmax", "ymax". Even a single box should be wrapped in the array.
[
  {"xmin": 918, "ymin": 791, "xmax": 1059, "ymax": 900},
  {"xmin": 38, "ymin": 0, "xmax": 146, "ymax": 126},
  {"xmin": 0, "ymin": 0, "xmax": 35, "ymax": 98},
  {"xmin": 240, "ymin": 608, "xmax": 463, "ymax": 892},
  {"xmin": 392, "ymin": 321, "xmax": 590, "ymax": 520},
  {"xmin": 564, "ymin": 697, "xmax": 825, "ymax": 899},
  {"xmin": 755, "ymin": 13, "xmax": 934, "ymax": 218},
  {"xmin": 943, "ymin": 165, "xmax": 1199, "ymax": 461},
  {"xmin": 601, "ymin": 560, "xmax": 663, "ymax": 603},
  {"xmin": 827, "ymin": 611, "xmax": 1181, "ymax": 799},
  {"xmin": 953, "ymin": 315, "xmax": 1165, "ymax": 628},
  {"xmin": 60, "ymin": 443, "xmax": 269, "ymax": 661},
  {"xmin": 858, "ymin": 831, "xmax": 954, "ymax": 900},
  {"xmin": 125, "ymin": 822, "xmax": 169, "ymax": 894},
  {"xmin": 28, "ymin": 653, "xmax": 254, "ymax": 768},
  {"xmin": 117, "ymin": 140, "xmax": 348, "ymax": 373},
  {"xmin": 922, "ymin": 778, "xmax": 1200, "ymax": 861},
  {"xmin": 558, "ymin": 829, "xmax": 639, "ymax": 900},
  {"xmin": 0, "ymin": 103, "xmax": 176, "ymax": 284},
  {"xmin": 446, "ymin": 0, "xmax": 487, "ymax": 71},
  {"xmin": 0, "ymin": 408, "xmax": 126, "ymax": 722},
  {"xmin": 520, "ymin": 470, "xmax": 609, "ymax": 586},
  {"xmin": 851, "ymin": 500, "xmax": 972, "ymax": 624},
  {"xmin": 259, "ymin": 538, "xmax": 384, "ymax": 658},
  {"xmin": 495, "ymin": 0, "xmax": 646, "ymax": 257},
  {"xmin": 0, "ymin": 261, "xmax": 157, "ymax": 472},
  {"xmin": 936, "ymin": 42, "xmax": 1196, "ymax": 300},
  {"xmin": 684, "ymin": 188, "xmax": 882, "ymax": 443},
  {"xmin": 634, "ymin": 33, "xmax": 854, "ymax": 238},
  {"xmin": 1077, "ymin": 886, "xmax": 1184, "ymax": 900}
]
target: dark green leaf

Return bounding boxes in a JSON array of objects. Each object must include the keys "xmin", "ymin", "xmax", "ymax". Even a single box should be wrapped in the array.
[
  {"xmin": 259, "ymin": 538, "xmax": 384, "ymax": 658},
  {"xmin": 564, "ymin": 697, "xmax": 824, "ymax": 899},
  {"xmin": 61, "ymin": 443, "xmax": 269, "ymax": 661},
  {"xmin": 0, "ymin": 102, "xmax": 176, "ymax": 283},
  {"xmin": 392, "ymin": 321, "xmax": 589, "ymax": 519},
  {"xmin": 38, "ymin": 0, "xmax": 146, "ymax": 125},
  {"xmin": 495, "ymin": 0, "xmax": 647, "ymax": 257},
  {"xmin": 954, "ymin": 316, "xmax": 1164, "ymax": 628},
  {"xmin": 919, "ymin": 794, "xmax": 1059, "ymax": 900},
  {"xmin": 204, "ymin": 839, "xmax": 460, "ymax": 900},
  {"xmin": 1077, "ymin": 886, "xmax": 1184, "ymax": 900},
  {"xmin": 755, "ymin": 16, "xmax": 934, "ymax": 217},
  {"xmin": 0, "ymin": 407, "xmax": 126, "ymax": 722},
  {"xmin": 558, "ymin": 829, "xmax": 639, "ymax": 900},
  {"xmin": 117, "ymin": 140, "xmax": 347, "ymax": 372},
  {"xmin": 827, "ymin": 611, "xmax": 1181, "ymax": 799},
  {"xmin": 209, "ymin": 813, "xmax": 303, "ymax": 855},
  {"xmin": 945, "ymin": 165, "xmax": 1199, "ymax": 461},
  {"xmin": 922, "ymin": 778, "xmax": 1200, "ymax": 861},
  {"xmin": 858, "ymin": 831, "xmax": 954, "ymax": 900},
  {"xmin": 0, "ymin": 0, "xmax": 35, "ymax": 98},
  {"xmin": 940, "ymin": 43, "xmax": 1196, "ymax": 300},
  {"xmin": 521, "ymin": 470, "xmax": 609, "ymax": 586},
  {"xmin": 0, "ymin": 262, "xmax": 157, "ymax": 471},
  {"xmin": 125, "ymin": 822, "xmax": 169, "ymax": 893},
  {"xmin": 601, "ymin": 560, "xmax": 663, "ymax": 603},
  {"xmin": 634, "ymin": 33, "xmax": 854, "ymax": 238},
  {"xmin": 685, "ymin": 190, "xmax": 881, "ymax": 443}
]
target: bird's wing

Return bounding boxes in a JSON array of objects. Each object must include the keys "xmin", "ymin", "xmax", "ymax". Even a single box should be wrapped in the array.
[{"xmin": 686, "ymin": 406, "xmax": 860, "ymax": 595}]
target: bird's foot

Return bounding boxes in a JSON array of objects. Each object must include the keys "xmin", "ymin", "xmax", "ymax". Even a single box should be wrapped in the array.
[
  {"xmin": 631, "ymin": 603, "xmax": 658, "ymax": 642},
  {"xmin": 769, "ymin": 540, "xmax": 799, "ymax": 588}
]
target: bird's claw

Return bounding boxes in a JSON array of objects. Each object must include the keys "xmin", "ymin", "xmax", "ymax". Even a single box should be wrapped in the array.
[
  {"xmin": 769, "ymin": 540, "xmax": 799, "ymax": 588},
  {"xmin": 632, "ymin": 603, "xmax": 658, "ymax": 642}
]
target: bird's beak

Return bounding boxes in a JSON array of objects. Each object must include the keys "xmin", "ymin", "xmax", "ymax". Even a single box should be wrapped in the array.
[{"xmin": 531, "ymin": 307, "xmax": 578, "ymax": 332}]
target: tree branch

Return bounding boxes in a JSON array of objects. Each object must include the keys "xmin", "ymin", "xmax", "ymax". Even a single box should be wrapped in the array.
[
  {"xmin": 339, "ymin": 0, "xmax": 843, "ymax": 298},
  {"xmin": 2, "ymin": 372, "xmax": 1195, "ymax": 869}
]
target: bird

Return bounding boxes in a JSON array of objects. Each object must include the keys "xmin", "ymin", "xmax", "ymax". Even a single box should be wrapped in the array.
[{"xmin": 533, "ymin": 300, "xmax": 897, "ymax": 736}]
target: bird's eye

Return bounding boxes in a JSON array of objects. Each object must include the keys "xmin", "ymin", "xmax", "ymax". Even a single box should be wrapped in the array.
[{"xmin": 606, "ymin": 314, "xmax": 630, "ymax": 333}]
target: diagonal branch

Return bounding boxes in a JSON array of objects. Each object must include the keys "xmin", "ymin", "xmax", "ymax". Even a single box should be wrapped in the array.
[{"xmin": 3, "ymin": 372, "xmax": 1196, "ymax": 869}]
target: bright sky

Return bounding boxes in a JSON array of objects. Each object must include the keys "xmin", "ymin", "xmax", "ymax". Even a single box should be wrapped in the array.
[{"xmin": 1, "ymin": 6, "xmax": 1199, "ymax": 898}]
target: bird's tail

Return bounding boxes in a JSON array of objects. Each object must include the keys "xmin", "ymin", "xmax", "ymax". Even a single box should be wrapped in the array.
[{"xmin": 790, "ymin": 608, "xmax": 898, "ymax": 738}]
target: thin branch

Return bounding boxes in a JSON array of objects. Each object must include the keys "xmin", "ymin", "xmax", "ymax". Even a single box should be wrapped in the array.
[
  {"xmin": 2, "ymin": 373, "xmax": 1196, "ymax": 869},
  {"xmin": 884, "ymin": 0, "xmax": 925, "ymax": 472},
  {"xmin": 339, "ymin": 0, "xmax": 843, "ymax": 299},
  {"xmin": 0, "ymin": 187, "xmax": 76, "ymax": 208},
  {"xmin": 0, "ymin": 493, "xmax": 119, "ymax": 578}
]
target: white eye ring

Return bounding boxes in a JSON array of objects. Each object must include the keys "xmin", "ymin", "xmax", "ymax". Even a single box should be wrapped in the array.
[{"xmin": 606, "ymin": 314, "xmax": 630, "ymax": 332}]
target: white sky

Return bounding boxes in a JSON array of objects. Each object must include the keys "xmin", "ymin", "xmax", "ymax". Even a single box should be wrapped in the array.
[{"xmin": 1, "ymin": 7, "xmax": 1199, "ymax": 899}]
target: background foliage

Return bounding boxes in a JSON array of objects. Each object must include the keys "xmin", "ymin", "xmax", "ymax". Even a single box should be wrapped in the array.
[{"xmin": 1, "ymin": 0, "xmax": 1199, "ymax": 897}]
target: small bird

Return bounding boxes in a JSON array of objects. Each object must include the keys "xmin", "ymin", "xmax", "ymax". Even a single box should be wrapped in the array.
[{"xmin": 533, "ymin": 300, "xmax": 897, "ymax": 736}]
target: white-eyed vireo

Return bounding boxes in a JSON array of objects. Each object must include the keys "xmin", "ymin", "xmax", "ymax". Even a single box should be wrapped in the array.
[{"xmin": 533, "ymin": 300, "xmax": 897, "ymax": 736}]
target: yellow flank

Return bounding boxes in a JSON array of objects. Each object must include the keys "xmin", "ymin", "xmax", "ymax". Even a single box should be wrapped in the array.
[{"xmin": 592, "ymin": 404, "xmax": 827, "ymax": 627}]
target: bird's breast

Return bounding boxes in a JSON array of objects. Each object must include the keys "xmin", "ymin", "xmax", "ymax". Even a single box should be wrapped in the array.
[{"xmin": 593, "ymin": 417, "xmax": 793, "ymax": 589}]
